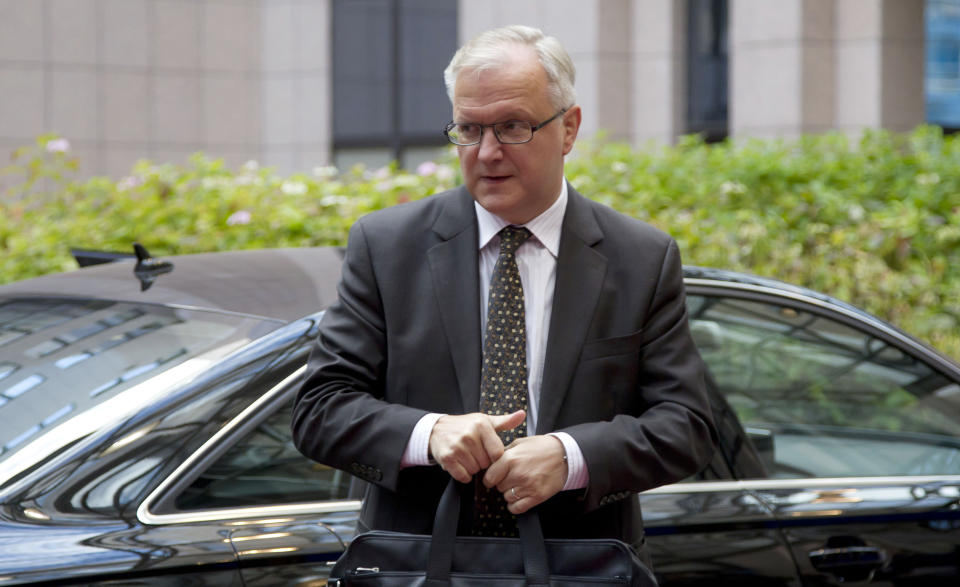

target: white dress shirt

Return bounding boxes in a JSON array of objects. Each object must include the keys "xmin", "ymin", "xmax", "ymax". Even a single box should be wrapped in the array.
[{"xmin": 401, "ymin": 182, "xmax": 589, "ymax": 491}]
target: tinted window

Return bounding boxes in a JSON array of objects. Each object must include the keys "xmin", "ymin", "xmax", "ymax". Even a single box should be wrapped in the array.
[
  {"xmin": 176, "ymin": 399, "xmax": 352, "ymax": 510},
  {"xmin": 7, "ymin": 318, "xmax": 313, "ymax": 520},
  {"xmin": 332, "ymin": 0, "xmax": 456, "ymax": 165},
  {"xmin": 0, "ymin": 298, "xmax": 272, "ymax": 465},
  {"xmin": 687, "ymin": 0, "xmax": 728, "ymax": 141},
  {"xmin": 926, "ymin": 0, "xmax": 960, "ymax": 129},
  {"xmin": 688, "ymin": 294, "xmax": 960, "ymax": 479}
]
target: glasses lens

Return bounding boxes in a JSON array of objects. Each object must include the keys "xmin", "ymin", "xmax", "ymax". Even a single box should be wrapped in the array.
[
  {"xmin": 495, "ymin": 121, "xmax": 533, "ymax": 144},
  {"xmin": 446, "ymin": 123, "xmax": 481, "ymax": 145}
]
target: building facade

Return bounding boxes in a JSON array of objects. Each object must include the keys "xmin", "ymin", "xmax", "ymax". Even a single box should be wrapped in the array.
[{"xmin": 0, "ymin": 0, "xmax": 952, "ymax": 179}]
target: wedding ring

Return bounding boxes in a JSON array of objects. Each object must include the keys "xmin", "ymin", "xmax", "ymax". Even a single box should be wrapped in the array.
[{"xmin": 511, "ymin": 488, "xmax": 518, "ymax": 500}]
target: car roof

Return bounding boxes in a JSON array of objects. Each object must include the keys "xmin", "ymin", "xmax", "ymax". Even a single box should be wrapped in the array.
[
  {"xmin": 0, "ymin": 247, "xmax": 902, "ymax": 330},
  {"xmin": 0, "ymin": 247, "xmax": 345, "ymax": 322},
  {"xmin": 683, "ymin": 265, "xmax": 860, "ymax": 312},
  {"xmin": 1, "ymin": 247, "xmax": 951, "ymax": 370},
  {"xmin": 3, "ymin": 247, "xmax": 835, "ymax": 314}
]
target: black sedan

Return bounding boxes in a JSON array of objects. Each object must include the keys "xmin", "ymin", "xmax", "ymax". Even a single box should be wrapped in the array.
[{"xmin": 1, "ymin": 247, "xmax": 959, "ymax": 586}]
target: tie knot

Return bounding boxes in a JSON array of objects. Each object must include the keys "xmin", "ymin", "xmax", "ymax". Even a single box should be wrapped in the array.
[{"xmin": 498, "ymin": 226, "xmax": 531, "ymax": 256}]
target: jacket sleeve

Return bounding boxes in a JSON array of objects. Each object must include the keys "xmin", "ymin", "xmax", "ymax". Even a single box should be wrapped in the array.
[
  {"xmin": 561, "ymin": 238, "xmax": 718, "ymax": 512},
  {"xmin": 291, "ymin": 219, "xmax": 428, "ymax": 491}
]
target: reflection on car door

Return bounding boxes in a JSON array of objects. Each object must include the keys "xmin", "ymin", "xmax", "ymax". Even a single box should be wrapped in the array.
[
  {"xmin": 688, "ymin": 288, "xmax": 960, "ymax": 585},
  {"xmin": 641, "ymin": 486, "xmax": 802, "ymax": 586},
  {"xmin": 755, "ymin": 480, "xmax": 960, "ymax": 584},
  {"xmin": 220, "ymin": 399, "xmax": 364, "ymax": 585},
  {"xmin": 230, "ymin": 517, "xmax": 355, "ymax": 586},
  {"xmin": 141, "ymin": 372, "xmax": 363, "ymax": 585},
  {"xmin": 639, "ymin": 368, "xmax": 802, "ymax": 586}
]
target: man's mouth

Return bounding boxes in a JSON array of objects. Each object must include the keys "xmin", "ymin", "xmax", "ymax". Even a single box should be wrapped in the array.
[{"xmin": 481, "ymin": 175, "xmax": 511, "ymax": 183}]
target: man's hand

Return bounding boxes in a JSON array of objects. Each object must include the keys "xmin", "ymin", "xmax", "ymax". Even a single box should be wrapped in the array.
[
  {"xmin": 484, "ymin": 435, "xmax": 568, "ymax": 514},
  {"xmin": 429, "ymin": 410, "xmax": 525, "ymax": 483}
]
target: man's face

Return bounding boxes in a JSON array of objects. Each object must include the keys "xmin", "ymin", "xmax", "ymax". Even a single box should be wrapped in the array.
[{"xmin": 452, "ymin": 48, "xmax": 580, "ymax": 225}]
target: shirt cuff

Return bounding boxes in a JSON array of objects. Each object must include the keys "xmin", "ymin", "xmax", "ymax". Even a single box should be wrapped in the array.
[
  {"xmin": 548, "ymin": 431, "xmax": 589, "ymax": 491},
  {"xmin": 400, "ymin": 412, "xmax": 444, "ymax": 468}
]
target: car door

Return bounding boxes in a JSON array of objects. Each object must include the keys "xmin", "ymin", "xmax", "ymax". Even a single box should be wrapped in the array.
[
  {"xmin": 155, "ymin": 365, "xmax": 798, "ymax": 586},
  {"xmin": 686, "ymin": 283, "xmax": 960, "ymax": 586},
  {"xmin": 638, "ymin": 399, "xmax": 803, "ymax": 586},
  {"xmin": 141, "ymin": 303, "xmax": 802, "ymax": 586},
  {"xmin": 206, "ymin": 395, "xmax": 364, "ymax": 586},
  {"xmin": 139, "ymin": 365, "xmax": 364, "ymax": 586}
]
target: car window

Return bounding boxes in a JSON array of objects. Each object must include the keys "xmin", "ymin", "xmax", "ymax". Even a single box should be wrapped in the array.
[
  {"xmin": 688, "ymin": 294, "xmax": 960, "ymax": 479},
  {"xmin": 0, "ymin": 297, "xmax": 274, "ymax": 467},
  {"xmin": 175, "ymin": 398, "xmax": 353, "ymax": 510}
]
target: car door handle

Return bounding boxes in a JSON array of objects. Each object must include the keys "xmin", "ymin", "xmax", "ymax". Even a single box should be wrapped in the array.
[{"xmin": 809, "ymin": 546, "xmax": 886, "ymax": 581}]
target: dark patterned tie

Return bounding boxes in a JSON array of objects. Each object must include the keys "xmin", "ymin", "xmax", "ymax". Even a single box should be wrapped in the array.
[{"xmin": 474, "ymin": 225, "xmax": 531, "ymax": 537}]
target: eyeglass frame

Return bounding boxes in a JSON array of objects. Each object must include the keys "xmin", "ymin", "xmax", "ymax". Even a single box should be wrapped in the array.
[{"xmin": 443, "ymin": 108, "xmax": 569, "ymax": 146}]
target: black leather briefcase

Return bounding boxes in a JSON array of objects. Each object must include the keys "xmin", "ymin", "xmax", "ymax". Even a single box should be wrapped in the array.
[{"xmin": 329, "ymin": 480, "xmax": 658, "ymax": 586}]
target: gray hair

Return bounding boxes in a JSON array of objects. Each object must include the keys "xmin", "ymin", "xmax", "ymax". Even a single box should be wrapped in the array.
[{"xmin": 443, "ymin": 25, "xmax": 576, "ymax": 111}]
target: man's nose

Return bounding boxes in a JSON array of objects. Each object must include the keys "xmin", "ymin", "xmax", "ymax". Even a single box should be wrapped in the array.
[{"xmin": 477, "ymin": 128, "xmax": 503, "ymax": 162}]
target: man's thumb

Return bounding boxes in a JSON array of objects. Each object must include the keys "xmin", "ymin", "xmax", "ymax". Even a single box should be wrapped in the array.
[{"xmin": 490, "ymin": 410, "xmax": 526, "ymax": 431}]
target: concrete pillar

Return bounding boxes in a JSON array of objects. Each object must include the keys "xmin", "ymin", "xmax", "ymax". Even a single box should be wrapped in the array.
[
  {"xmin": 729, "ymin": 0, "xmax": 836, "ymax": 138},
  {"xmin": 457, "ymin": 0, "xmax": 633, "ymax": 142},
  {"xmin": 836, "ymin": 0, "xmax": 925, "ymax": 133},
  {"xmin": 260, "ymin": 0, "xmax": 332, "ymax": 176},
  {"xmin": 0, "ymin": 0, "xmax": 329, "ymax": 179},
  {"xmin": 593, "ymin": 0, "xmax": 634, "ymax": 142},
  {"xmin": 632, "ymin": 0, "xmax": 687, "ymax": 144}
]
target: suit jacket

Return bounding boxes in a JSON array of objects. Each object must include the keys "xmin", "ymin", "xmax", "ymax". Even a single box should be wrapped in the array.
[{"xmin": 292, "ymin": 184, "xmax": 716, "ymax": 549}]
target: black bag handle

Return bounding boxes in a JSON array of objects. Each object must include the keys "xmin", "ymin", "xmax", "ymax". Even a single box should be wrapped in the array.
[{"xmin": 426, "ymin": 480, "xmax": 549, "ymax": 586}]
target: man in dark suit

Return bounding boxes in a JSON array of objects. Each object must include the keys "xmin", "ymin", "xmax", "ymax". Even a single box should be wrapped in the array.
[{"xmin": 292, "ymin": 25, "xmax": 716, "ymax": 552}]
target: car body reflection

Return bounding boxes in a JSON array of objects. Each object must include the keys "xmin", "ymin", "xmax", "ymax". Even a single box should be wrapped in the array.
[{"xmin": 1, "ymin": 248, "xmax": 959, "ymax": 585}]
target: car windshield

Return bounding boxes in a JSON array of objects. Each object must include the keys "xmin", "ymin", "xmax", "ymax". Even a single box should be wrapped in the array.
[{"xmin": 0, "ymin": 297, "xmax": 278, "ymax": 470}]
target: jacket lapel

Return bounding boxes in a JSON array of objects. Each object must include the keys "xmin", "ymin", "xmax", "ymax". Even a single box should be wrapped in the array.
[
  {"xmin": 427, "ymin": 188, "xmax": 482, "ymax": 413},
  {"xmin": 537, "ymin": 187, "xmax": 607, "ymax": 434}
]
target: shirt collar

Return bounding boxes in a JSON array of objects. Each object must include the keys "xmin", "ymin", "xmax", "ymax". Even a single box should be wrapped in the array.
[{"xmin": 475, "ymin": 180, "xmax": 567, "ymax": 257}]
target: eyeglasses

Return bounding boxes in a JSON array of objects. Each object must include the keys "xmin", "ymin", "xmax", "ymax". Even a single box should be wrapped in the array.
[{"xmin": 443, "ymin": 108, "xmax": 568, "ymax": 146}]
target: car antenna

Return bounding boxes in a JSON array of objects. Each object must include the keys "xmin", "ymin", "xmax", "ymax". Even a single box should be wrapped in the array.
[{"xmin": 133, "ymin": 243, "xmax": 174, "ymax": 292}]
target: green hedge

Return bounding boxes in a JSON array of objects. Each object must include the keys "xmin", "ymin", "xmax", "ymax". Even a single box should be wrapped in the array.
[{"xmin": 2, "ymin": 129, "xmax": 958, "ymax": 361}]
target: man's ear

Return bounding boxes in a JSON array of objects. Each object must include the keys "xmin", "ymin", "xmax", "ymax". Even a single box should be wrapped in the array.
[{"xmin": 561, "ymin": 105, "xmax": 582, "ymax": 155}]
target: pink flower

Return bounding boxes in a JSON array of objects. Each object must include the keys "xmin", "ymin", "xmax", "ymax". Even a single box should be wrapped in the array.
[
  {"xmin": 45, "ymin": 138, "xmax": 71, "ymax": 153},
  {"xmin": 435, "ymin": 165, "xmax": 455, "ymax": 181},
  {"xmin": 227, "ymin": 210, "xmax": 252, "ymax": 226},
  {"xmin": 417, "ymin": 161, "xmax": 438, "ymax": 176},
  {"xmin": 117, "ymin": 176, "xmax": 144, "ymax": 191}
]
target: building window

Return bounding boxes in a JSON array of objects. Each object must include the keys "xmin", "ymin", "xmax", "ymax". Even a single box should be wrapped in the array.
[
  {"xmin": 332, "ymin": 0, "xmax": 457, "ymax": 170},
  {"xmin": 926, "ymin": 0, "xmax": 960, "ymax": 131},
  {"xmin": 686, "ymin": 0, "xmax": 728, "ymax": 142}
]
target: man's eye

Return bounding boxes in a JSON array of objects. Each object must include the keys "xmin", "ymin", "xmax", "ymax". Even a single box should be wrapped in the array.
[
  {"xmin": 500, "ymin": 121, "xmax": 523, "ymax": 132},
  {"xmin": 456, "ymin": 124, "xmax": 480, "ymax": 134}
]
